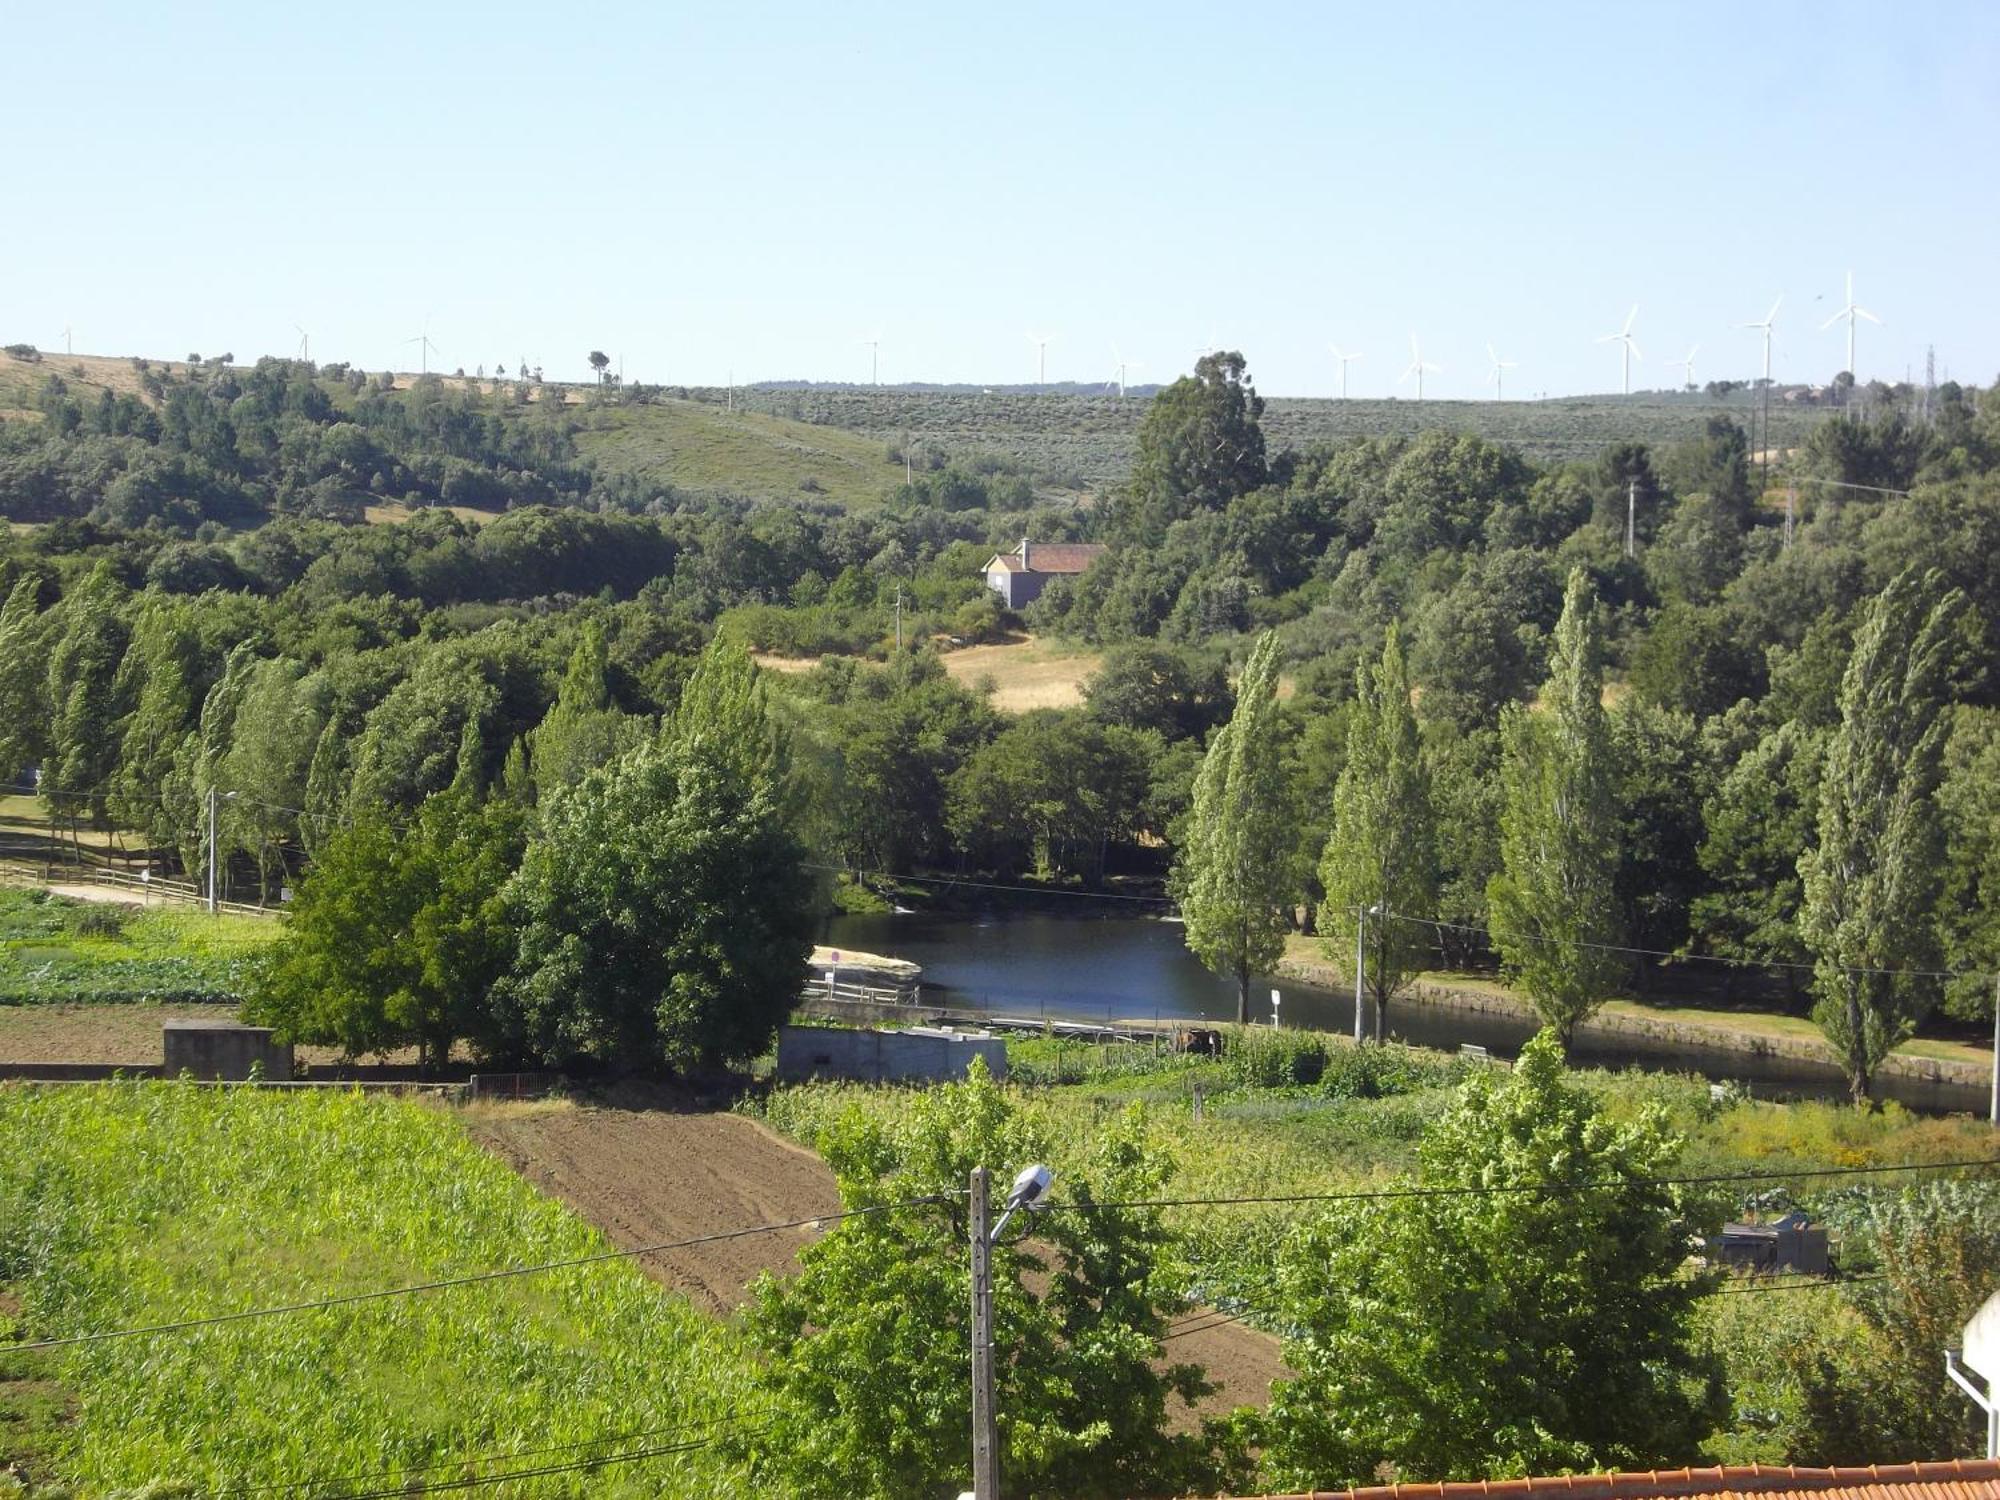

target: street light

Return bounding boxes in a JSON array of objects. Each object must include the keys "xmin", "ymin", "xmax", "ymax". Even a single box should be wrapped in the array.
[{"xmin": 970, "ymin": 1162, "xmax": 1053, "ymax": 1500}]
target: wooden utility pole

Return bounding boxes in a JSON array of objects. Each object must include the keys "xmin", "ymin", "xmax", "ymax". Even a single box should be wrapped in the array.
[{"xmin": 970, "ymin": 1166, "xmax": 998, "ymax": 1500}]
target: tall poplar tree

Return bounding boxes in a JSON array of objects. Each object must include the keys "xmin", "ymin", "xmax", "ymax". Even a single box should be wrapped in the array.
[
  {"xmin": 1798, "ymin": 568, "xmax": 1965, "ymax": 1104},
  {"xmin": 1487, "ymin": 567, "xmax": 1624, "ymax": 1055},
  {"xmin": 1172, "ymin": 630, "xmax": 1292, "ymax": 1024},
  {"xmin": 1318, "ymin": 624, "xmax": 1438, "ymax": 1041}
]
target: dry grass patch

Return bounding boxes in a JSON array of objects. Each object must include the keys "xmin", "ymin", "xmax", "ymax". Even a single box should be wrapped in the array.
[{"xmin": 941, "ymin": 635, "xmax": 1102, "ymax": 712}]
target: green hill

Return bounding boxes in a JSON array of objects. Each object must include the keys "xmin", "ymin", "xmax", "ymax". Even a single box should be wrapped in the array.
[{"xmin": 573, "ymin": 399, "xmax": 908, "ymax": 509}]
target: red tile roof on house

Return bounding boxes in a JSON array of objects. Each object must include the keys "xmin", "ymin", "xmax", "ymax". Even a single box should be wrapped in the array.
[
  {"xmin": 1237, "ymin": 1460, "xmax": 2000, "ymax": 1500},
  {"xmin": 982, "ymin": 543, "xmax": 1108, "ymax": 575}
]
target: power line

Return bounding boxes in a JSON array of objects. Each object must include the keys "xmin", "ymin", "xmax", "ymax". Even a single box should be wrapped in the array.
[
  {"xmin": 1038, "ymin": 1154, "xmax": 2000, "ymax": 1217},
  {"xmin": 222, "ymin": 1410, "xmax": 764, "ymax": 1499},
  {"xmin": 1370, "ymin": 907, "xmax": 1978, "ymax": 984},
  {"xmin": 294, "ymin": 1427, "xmax": 760, "ymax": 1500},
  {"xmin": 0, "ymin": 1197, "xmax": 952, "ymax": 1355}
]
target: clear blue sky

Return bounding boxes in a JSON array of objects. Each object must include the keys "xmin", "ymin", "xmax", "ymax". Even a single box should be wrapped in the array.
[{"xmin": 8, "ymin": 1, "xmax": 1996, "ymax": 399}]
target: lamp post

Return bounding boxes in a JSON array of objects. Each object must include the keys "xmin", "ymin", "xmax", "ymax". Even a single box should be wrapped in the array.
[
  {"xmin": 1354, "ymin": 903, "xmax": 1382, "ymax": 1044},
  {"xmin": 970, "ymin": 1162, "xmax": 1052, "ymax": 1500}
]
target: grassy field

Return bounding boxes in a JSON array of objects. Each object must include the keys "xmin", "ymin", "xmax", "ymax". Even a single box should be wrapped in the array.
[
  {"xmin": 574, "ymin": 399, "xmax": 911, "ymax": 509},
  {"xmin": 0, "ymin": 888, "xmax": 276, "ymax": 1004},
  {"xmin": 939, "ymin": 634, "xmax": 1103, "ymax": 711},
  {"xmin": 0, "ymin": 1083, "xmax": 756, "ymax": 1494}
]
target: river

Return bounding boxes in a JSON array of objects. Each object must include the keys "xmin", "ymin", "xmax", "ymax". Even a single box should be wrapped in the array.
[{"xmin": 821, "ymin": 909, "xmax": 1987, "ymax": 1113}]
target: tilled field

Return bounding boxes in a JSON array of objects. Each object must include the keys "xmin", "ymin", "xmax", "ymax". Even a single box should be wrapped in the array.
[{"xmin": 466, "ymin": 1096, "xmax": 1289, "ymax": 1418}]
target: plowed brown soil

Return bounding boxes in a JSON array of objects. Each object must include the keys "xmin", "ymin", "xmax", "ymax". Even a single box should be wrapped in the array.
[{"xmin": 466, "ymin": 1095, "xmax": 1288, "ymax": 1417}]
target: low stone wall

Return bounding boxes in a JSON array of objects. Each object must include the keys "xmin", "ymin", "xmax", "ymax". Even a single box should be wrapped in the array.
[
  {"xmin": 162, "ymin": 1020, "xmax": 293, "ymax": 1081},
  {"xmin": 777, "ymin": 1024, "xmax": 1007, "ymax": 1084}
]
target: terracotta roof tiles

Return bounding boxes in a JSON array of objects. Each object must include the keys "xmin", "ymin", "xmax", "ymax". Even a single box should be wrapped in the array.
[{"xmin": 1237, "ymin": 1459, "xmax": 2000, "ymax": 1500}]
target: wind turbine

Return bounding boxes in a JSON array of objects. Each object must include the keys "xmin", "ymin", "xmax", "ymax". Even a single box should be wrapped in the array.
[
  {"xmin": 1820, "ymin": 270, "xmax": 1881, "ymax": 379},
  {"xmin": 1667, "ymin": 344, "xmax": 1699, "ymax": 391},
  {"xmin": 1739, "ymin": 296, "xmax": 1783, "ymax": 489},
  {"xmin": 294, "ymin": 325, "xmax": 310, "ymax": 362},
  {"xmin": 1485, "ymin": 344, "xmax": 1519, "ymax": 401},
  {"xmin": 1110, "ymin": 345, "xmax": 1144, "ymax": 398},
  {"xmin": 1398, "ymin": 334, "xmax": 1441, "ymax": 402},
  {"xmin": 861, "ymin": 334, "xmax": 881, "ymax": 386},
  {"xmin": 403, "ymin": 328, "xmax": 441, "ymax": 375},
  {"xmin": 1026, "ymin": 332, "xmax": 1055, "ymax": 390},
  {"xmin": 61, "ymin": 326, "xmax": 73, "ymax": 357},
  {"xmin": 1596, "ymin": 305, "xmax": 1641, "ymax": 394},
  {"xmin": 1740, "ymin": 296, "xmax": 1782, "ymax": 384},
  {"xmin": 1328, "ymin": 344, "xmax": 1363, "ymax": 399}
]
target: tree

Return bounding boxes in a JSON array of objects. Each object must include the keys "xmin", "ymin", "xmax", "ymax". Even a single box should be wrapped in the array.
[
  {"xmin": 495, "ymin": 736, "xmax": 814, "ymax": 1074},
  {"xmin": 527, "ymin": 621, "xmax": 642, "ymax": 799},
  {"xmin": 587, "ymin": 350, "xmax": 610, "ymax": 385},
  {"xmin": 1116, "ymin": 351, "xmax": 1268, "ymax": 538},
  {"xmin": 1938, "ymin": 707, "xmax": 2000, "ymax": 1021},
  {"xmin": 1262, "ymin": 1029, "xmax": 1724, "ymax": 1487},
  {"xmin": 736, "ymin": 1061, "xmax": 1246, "ymax": 1498},
  {"xmin": 1083, "ymin": 643, "xmax": 1232, "ymax": 742},
  {"xmin": 946, "ymin": 710, "xmax": 1154, "ymax": 883},
  {"xmin": 1487, "ymin": 568, "xmax": 1625, "ymax": 1054},
  {"xmin": 1798, "ymin": 568, "xmax": 1965, "ymax": 1103},
  {"xmin": 1690, "ymin": 721, "xmax": 1827, "ymax": 979},
  {"xmin": 246, "ymin": 777, "xmax": 525, "ymax": 1071},
  {"xmin": 1318, "ymin": 625, "xmax": 1438, "ymax": 1040},
  {"xmin": 42, "ymin": 564, "xmax": 130, "ymax": 829},
  {"xmin": 1172, "ymin": 631, "xmax": 1293, "ymax": 1023}
]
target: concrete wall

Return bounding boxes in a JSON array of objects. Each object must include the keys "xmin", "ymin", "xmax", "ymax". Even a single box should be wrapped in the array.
[
  {"xmin": 161, "ymin": 1021, "xmax": 293, "ymax": 1081},
  {"xmin": 778, "ymin": 1025, "xmax": 1007, "ymax": 1085}
]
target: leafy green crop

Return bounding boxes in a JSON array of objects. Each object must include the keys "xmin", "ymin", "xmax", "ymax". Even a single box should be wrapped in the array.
[
  {"xmin": 0, "ymin": 1084, "xmax": 756, "ymax": 1495},
  {"xmin": 0, "ymin": 890, "xmax": 277, "ymax": 1005}
]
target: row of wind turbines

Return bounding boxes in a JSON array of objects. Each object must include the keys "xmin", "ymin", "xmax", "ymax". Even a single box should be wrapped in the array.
[{"xmin": 1350, "ymin": 272, "xmax": 1882, "ymax": 403}]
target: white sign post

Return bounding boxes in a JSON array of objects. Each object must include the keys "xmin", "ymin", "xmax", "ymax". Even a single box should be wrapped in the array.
[{"xmin": 1270, "ymin": 988, "xmax": 1281, "ymax": 1029}]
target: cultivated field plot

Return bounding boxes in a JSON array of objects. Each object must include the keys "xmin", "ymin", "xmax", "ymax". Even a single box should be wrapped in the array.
[
  {"xmin": 467, "ymin": 1096, "xmax": 1287, "ymax": 1420},
  {"xmin": 0, "ymin": 1084, "xmax": 757, "ymax": 1494}
]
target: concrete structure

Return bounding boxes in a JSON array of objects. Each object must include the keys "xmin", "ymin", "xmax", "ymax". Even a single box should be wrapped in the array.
[
  {"xmin": 776, "ymin": 1024, "xmax": 1007, "ymax": 1085},
  {"xmin": 161, "ymin": 1019, "xmax": 293, "ymax": 1081},
  {"xmin": 981, "ymin": 538, "xmax": 1107, "ymax": 609},
  {"xmin": 1711, "ymin": 1212, "xmax": 1830, "ymax": 1275},
  {"xmin": 1219, "ymin": 1459, "xmax": 2000, "ymax": 1500}
]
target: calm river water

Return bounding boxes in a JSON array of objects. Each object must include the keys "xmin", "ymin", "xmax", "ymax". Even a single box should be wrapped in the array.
[{"xmin": 820, "ymin": 909, "xmax": 1986, "ymax": 1113}]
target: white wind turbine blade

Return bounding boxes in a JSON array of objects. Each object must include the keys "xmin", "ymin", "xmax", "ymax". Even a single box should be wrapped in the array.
[
  {"xmin": 1855, "ymin": 306, "xmax": 1882, "ymax": 325},
  {"xmin": 1819, "ymin": 306, "xmax": 1850, "ymax": 330},
  {"xmin": 1487, "ymin": 344, "xmax": 1499, "ymax": 366},
  {"xmin": 1622, "ymin": 304, "xmax": 1639, "ymax": 336},
  {"xmin": 1764, "ymin": 295, "xmax": 1783, "ymax": 326},
  {"xmin": 1626, "ymin": 339, "xmax": 1642, "ymax": 362}
]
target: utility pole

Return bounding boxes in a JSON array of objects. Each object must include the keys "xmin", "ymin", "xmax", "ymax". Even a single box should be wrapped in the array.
[
  {"xmin": 1353, "ymin": 906, "xmax": 1367, "ymax": 1044},
  {"xmin": 206, "ymin": 787, "xmax": 219, "ymax": 915},
  {"xmin": 1784, "ymin": 481, "xmax": 1797, "ymax": 550},
  {"xmin": 1625, "ymin": 478, "xmax": 1637, "ymax": 559},
  {"xmin": 895, "ymin": 587, "xmax": 904, "ymax": 652},
  {"xmin": 1990, "ymin": 973, "xmax": 1998, "ymax": 1126},
  {"xmin": 969, "ymin": 1166, "xmax": 998, "ymax": 1500}
]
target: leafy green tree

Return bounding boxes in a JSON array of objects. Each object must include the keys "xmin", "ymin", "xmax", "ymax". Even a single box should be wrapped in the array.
[
  {"xmin": 246, "ymin": 779, "xmax": 525, "ymax": 1070},
  {"xmin": 1116, "ymin": 351, "xmax": 1268, "ymax": 538},
  {"xmin": 1487, "ymin": 568, "xmax": 1625, "ymax": 1053},
  {"xmin": 42, "ymin": 564, "xmax": 131, "ymax": 828},
  {"xmin": 737, "ymin": 1061, "xmax": 1246, "ymax": 1499},
  {"xmin": 1938, "ymin": 707, "xmax": 2000, "ymax": 1020},
  {"xmin": 1690, "ymin": 721, "xmax": 1826, "ymax": 979},
  {"xmin": 668, "ymin": 634, "xmax": 789, "ymax": 794},
  {"xmin": 496, "ymin": 737, "xmax": 814, "ymax": 1074},
  {"xmin": 0, "ymin": 576, "xmax": 57, "ymax": 779},
  {"xmin": 220, "ymin": 657, "xmax": 325, "ymax": 900},
  {"xmin": 528, "ymin": 620, "xmax": 642, "ymax": 799},
  {"xmin": 1318, "ymin": 625, "xmax": 1438, "ymax": 1040},
  {"xmin": 947, "ymin": 710, "xmax": 1154, "ymax": 882},
  {"xmin": 1409, "ymin": 576, "xmax": 1535, "ymax": 734},
  {"xmin": 1262, "ymin": 1029, "xmax": 1724, "ymax": 1487},
  {"xmin": 1784, "ymin": 1182, "xmax": 2000, "ymax": 1462},
  {"xmin": 1628, "ymin": 601, "xmax": 1760, "ymax": 719},
  {"xmin": 1083, "ymin": 643, "xmax": 1232, "ymax": 742},
  {"xmin": 1172, "ymin": 631, "xmax": 1293, "ymax": 1023},
  {"xmin": 1798, "ymin": 568, "xmax": 1966, "ymax": 1103}
]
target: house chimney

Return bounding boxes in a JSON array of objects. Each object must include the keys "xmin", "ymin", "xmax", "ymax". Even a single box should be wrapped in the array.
[{"xmin": 1019, "ymin": 537, "xmax": 1030, "ymax": 570}]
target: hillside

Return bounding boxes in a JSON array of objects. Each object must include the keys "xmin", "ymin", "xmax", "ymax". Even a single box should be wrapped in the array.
[
  {"xmin": 574, "ymin": 398, "xmax": 908, "ymax": 509},
  {"xmin": 692, "ymin": 383, "xmax": 1837, "ymax": 487}
]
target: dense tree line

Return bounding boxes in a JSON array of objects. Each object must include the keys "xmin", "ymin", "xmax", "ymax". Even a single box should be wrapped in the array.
[{"xmin": 2, "ymin": 351, "xmax": 1998, "ymax": 1082}]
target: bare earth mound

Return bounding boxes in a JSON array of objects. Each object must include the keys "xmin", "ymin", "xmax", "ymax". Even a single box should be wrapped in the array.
[{"xmin": 465, "ymin": 1098, "xmax": 1286, "ymax": 1417}]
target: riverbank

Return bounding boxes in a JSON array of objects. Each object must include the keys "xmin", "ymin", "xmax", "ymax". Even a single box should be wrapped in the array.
[{"xmin": 1274, "ymin": 937, "xmax": 1990, "ymax": 1098}]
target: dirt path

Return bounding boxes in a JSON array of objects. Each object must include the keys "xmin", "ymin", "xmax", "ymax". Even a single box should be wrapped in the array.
[{"xmin": 465, "ymin": 1099, "xmax": 1288, "ymax": 1415}]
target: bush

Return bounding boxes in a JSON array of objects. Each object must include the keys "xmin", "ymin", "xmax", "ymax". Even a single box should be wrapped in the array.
[
  {"xmin": 1228, "ymin": 1028, "xmax": 1330, "ymax": 1088},
  {"xmin": 1318, "ymin": 1041, "xmax": 1470, "ymax": 1101},
  {"xmin": 64, "ymin": 904, "xmax": 130, "ymax": 939}
]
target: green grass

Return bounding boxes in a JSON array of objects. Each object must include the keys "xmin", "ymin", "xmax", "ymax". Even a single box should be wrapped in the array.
[
  {"xmin": 574, "ymin": 399, "xmax": 909, "ymax": 509},
  {"xmin": 752, "ymin": 1035, "xmax": 2000, "ymax": 1310},
  {"xmin": 0, "ymin": 1083, "xmax": 756, "ymax": 1495},
  {"xmin": 0, "ymin": 888, "xmax": 279, "ymax": 1004}
]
